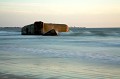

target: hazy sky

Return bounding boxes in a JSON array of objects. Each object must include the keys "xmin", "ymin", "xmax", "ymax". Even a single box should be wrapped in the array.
[{"xmin": 0, "ymin": 0, "xmax": 120, "ymax": 27}]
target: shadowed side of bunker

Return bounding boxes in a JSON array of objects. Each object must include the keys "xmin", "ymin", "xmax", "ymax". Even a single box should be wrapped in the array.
[{"xmin": 43, "ymin": 29, "xmax": 58, "ymax": 36}]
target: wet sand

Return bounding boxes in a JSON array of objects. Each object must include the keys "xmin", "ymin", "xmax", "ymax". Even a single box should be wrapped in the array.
[{"xmin": 0, "ymin": 72, "xmax": 37, "ymax": 79}]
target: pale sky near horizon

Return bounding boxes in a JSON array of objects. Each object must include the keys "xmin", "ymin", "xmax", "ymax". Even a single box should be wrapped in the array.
[{"xmin": 0, "ymin": 0, "xmax": 120, "ymax": 27}]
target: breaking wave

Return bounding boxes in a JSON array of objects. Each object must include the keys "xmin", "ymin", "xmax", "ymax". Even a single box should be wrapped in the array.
[
  {"xmin": 60, "ymin": 28, "xmax": 120, "ymax": 36},
  {"xmin": 0, "ymin": 31, "xmax": 20, "ymax": 36}
]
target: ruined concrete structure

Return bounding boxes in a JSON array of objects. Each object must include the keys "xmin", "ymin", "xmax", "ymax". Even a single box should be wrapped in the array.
[{"xmin": 21, "ymin": 21, "xmax": 69, "ymax": 36}]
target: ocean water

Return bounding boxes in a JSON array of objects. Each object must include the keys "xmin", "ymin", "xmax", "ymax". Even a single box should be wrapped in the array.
[{"xmin": 0, "ymin": 28, "xmax": 120, "ymax": 79}]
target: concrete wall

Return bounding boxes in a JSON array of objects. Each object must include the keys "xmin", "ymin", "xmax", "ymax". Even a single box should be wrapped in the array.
[
  {"xmin": 43, "ymin": 23, "xmax": 69, "ymax": 33},
  {"xmin": 21, "ymin": 24, "xmax": 34, "ymax": 35}
]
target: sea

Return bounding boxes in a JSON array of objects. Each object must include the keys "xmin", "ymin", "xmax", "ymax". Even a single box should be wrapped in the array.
[{"xmin": 0, "ymin": 27, "xmax": 120, "ymax": 79}]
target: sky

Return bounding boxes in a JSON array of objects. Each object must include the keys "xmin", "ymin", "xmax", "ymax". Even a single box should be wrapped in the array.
[{"xmin": 0, "ymin": 0, "xmax": 120, "ymax": 27}]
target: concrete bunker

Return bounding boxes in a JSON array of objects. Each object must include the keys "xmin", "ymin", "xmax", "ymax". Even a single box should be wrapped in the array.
[{"xmin": 21, "ymin": 21, "xmax": 69, "ymax": 36}]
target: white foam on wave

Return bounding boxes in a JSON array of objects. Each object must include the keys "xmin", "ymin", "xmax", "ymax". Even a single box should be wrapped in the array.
[{"xmin": 1, "ymin": 43, "xmax": 120, "ymax": 65}]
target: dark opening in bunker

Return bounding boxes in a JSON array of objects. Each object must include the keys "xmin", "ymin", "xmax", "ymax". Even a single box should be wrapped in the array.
[{"xmin": 34, "ymin": 21, "xmax": 43, "ymax": 35}]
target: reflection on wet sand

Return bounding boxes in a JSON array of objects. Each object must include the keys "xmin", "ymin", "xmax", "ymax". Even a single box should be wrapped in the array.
[
  {"xmin": 0, "ymin": 58, "xmax": 120, "ymax": 79},
  {"xmin": 0, "ymin": 72, "xmax": 37, "ymax": 79}
]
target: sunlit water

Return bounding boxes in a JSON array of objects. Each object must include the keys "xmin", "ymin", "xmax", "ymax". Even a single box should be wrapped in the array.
[{"xmin": 0, "ymin": 28, "xmax": 120, "ymax": 79}]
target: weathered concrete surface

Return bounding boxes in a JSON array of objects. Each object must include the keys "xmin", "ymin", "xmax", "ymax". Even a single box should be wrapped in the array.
[{"xmin": 43, "ymin": 23, "xmax": 69, "ymax": 33}]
